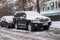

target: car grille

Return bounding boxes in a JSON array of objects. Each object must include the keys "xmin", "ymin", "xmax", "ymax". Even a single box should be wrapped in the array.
[{"xmin": 39, "ymin": 19, "xmax": 48, "ymax": 22}]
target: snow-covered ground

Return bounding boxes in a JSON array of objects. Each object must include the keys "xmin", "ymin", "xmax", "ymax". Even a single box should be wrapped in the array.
[{"xmin": 50, "ymin": 21, "xmax": 60, "ymax": 28}]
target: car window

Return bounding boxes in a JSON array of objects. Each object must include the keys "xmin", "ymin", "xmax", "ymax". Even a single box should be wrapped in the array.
[{"xmin": 15, "ymin": 13, "xmax": 26, "ymax": 18}]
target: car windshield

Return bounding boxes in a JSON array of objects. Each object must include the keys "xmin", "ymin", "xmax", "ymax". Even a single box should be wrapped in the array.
[{"xmin": 15, "ymin": 13, "xmax": 26, "ymax": 17}]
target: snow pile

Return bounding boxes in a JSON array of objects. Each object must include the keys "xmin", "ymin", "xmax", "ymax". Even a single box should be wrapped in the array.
[{"xmin": 50, "ymin": 21, "xmax": 60, "ymax": 28}]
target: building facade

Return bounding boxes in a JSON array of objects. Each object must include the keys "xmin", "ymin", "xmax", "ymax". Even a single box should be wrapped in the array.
[{"xmin": 40, "ymin": 0, "xmax": 60, "ymax": 21}]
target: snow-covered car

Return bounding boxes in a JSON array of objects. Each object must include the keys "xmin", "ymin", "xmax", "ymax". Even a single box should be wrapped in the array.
[
  {"xmin": 1, "ymin": 16, "xmax": 14, "ymax": 28},
  {"xmin": 13, "ymin": 11, "xmax": 51, "ymax": 31}
]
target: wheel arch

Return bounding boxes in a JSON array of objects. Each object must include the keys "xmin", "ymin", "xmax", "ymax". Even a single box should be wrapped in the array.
[{"xmin": 26, "ymin": 20, "xmax": 31, "ymax": 27}]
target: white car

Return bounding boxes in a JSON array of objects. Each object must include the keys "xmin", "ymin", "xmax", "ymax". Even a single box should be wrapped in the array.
[
  {"xmin": 1, "ymin": 16, "xmax": 14, "ymax": 28},
  {"xmin": 13, "ymin": 11, "xmax": 51, "ymax": 31}
]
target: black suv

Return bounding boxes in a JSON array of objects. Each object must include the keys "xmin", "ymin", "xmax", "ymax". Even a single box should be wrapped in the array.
[{"xmin": 13, "ymin": 11, "xmax": 51, "ymax": 31}]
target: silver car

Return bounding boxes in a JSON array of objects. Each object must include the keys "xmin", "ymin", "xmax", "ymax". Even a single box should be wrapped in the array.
[{"xmin": 1, "ymin": 16, "xmax": 14, "ymax": 28}]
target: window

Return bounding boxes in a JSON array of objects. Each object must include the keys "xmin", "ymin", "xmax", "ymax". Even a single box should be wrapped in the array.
[
  {"xmin": 41, "ymin": 7, "xmax": 45, "ymax": 11},
  {"xmin": 58, "ymin": 2, "xmax": 60, "ymax": 8},
  {"xmin": 56, "ymin": 1, "xmax": 57, "ymax": 9},
  {"xmin": 47, "ymin": 7, "xmax": 49, "ymax": 10},
  {"xmin": 42, "ymin": 0, "xmax": 45, "ymax": 2},
  {"xmin": 44, "ymin": 7, "xmax": 47, "ymax": 11},
  {"xmin": 15, "ymin": 13, "xmax": 26, "ymax": 18},
  {"xmin": 50, "ymin": 2, "xmax": 54, "ymax": 10},
  {"xmin": 42, "ymin": 0, "xmax": 50, "ymax": 2}
]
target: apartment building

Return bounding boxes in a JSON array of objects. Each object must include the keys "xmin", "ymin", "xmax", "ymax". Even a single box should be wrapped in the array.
[{"xmin": 40, "ymin": 0, "xmax": 60, "ymax": 21}]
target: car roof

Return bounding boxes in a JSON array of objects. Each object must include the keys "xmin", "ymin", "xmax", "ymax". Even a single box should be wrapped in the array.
[
  {"xmin": 15, "ymin": 11, "xmax": 49, "ymax": 20},
  {"xmin": 2, "ymin": 16, "xmax": 14, "ymax": 19},
  {"xmin": 15, "ymin": 11, "xmax": 39, "ymax": 15},
  {"xmin": 2, "ymin": 16, "xmax": 14, "ymax": 18},
  {"xmin": 15, "ymin": 11, "xmax": 40, "ymax": 16}
]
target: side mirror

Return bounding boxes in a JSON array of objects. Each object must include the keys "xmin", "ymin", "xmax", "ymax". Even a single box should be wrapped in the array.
[{"xmin": 20, "ymin": 16, "xmax": 25, "ymax": 19}]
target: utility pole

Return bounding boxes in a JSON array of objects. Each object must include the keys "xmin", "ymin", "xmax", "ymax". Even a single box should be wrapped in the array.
[{"xmin": 36, "ymin": 0, "xmax": 40, "ymax": 13}]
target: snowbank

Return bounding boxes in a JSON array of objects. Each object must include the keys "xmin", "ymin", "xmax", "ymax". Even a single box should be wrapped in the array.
[{"xmin": 50, "ymin": 21, "xmax": 60, "ymax": 28}]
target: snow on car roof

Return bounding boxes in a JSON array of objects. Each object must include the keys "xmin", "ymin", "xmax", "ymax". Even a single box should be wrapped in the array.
[
  {"xmin": 1, "ymin": 16, "xmax": 14, "ymax": 22},
  {"xmin": 15, "ymin": 11, "xmax": 39, "ymax": 15},
  {"xmin": 2, "ymin": 16, "xmax": 14, "ymax": 19},
  {"xmin": 15, "ymin": 11, "xmax": 40, "ymax": 20},
  {"xmin": 15, "ymin": 11, "xmax": 49, "ymax": 20}
]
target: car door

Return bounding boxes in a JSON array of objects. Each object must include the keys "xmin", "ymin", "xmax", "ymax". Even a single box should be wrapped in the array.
[{"xmin": 17, "ymin": 13, "xmax": 26, "ymax": 27}]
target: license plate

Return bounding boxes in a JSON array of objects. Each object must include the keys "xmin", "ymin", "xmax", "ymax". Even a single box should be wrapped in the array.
[
  {"xmin": 18, "ymin": 23, "xmax": 25, "ymax": 25},
  {"xmin": 43, "ymin": 22, "xmax": 48, "ymax": 25}
]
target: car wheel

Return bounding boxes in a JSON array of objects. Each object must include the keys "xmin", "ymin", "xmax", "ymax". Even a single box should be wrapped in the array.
[
  {"xmin": 4, "ymin": 22, "xmax": 8, "ymax": 28},
  {"xmin": 28, "ymin": 23, "xmax": 35, "ymax": 31},
  {"xmin": 6, "ymin": 24, "xmax": 9, "ymax": 28}
]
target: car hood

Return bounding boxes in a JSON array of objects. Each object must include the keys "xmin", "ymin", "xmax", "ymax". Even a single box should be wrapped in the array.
[
  {"xmin": 2, "ymin": 16, "xmax": 14, "ymax": 23},
  {"xmin": 6, "ymin": 17, "xmax": 14, "ymax": 23},
  {"xmin": 26, "ymin": 15, "xmax": 50, "ymax": 20}
]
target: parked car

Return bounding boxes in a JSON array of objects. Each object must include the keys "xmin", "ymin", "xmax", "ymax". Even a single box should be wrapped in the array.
[
  {"xmin": 13, "ymin": 11, "xmax": 51, "ymax": 31},
  {"xmin": 1, "ymin": 16, "xmax": 14, "ymax": 28},
  {"xmin": 0, "ymin": 18, "xmax": 1, "ymax": 26}
]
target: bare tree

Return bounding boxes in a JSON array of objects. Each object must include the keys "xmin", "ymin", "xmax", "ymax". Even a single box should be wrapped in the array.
[
  {"xmin": 0, "ymin": 0, "xmax": 7, "ymax": 17},
  {"xmin": 36, "ymin": 0, "xmax": 40, "ymax": 13},
  {"xmin": 17, "ymin": 0, "xmax": 28, "ymax": 11},
  {"xmin": 22, "ymin": 0, "xmax": 28, "ymax": 11}
]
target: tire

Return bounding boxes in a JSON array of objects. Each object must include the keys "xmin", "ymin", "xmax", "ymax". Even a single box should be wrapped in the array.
[
  {"xmin": 6, "ymin": 24, "xmax": 9, "ymax": 28},
  {"xmin": 15, "ymin": 23, "xmax": 19, "ymax": 29},
  {"xmin": 28, "ymin": 23, "xmax": 35, "ymax": 31},
  {"xmin": 5, "ymin": 22, "xmax": 9, "ymax": 28},
  {"xmin": 43, "ymin": 26, "xmax": 49, "ymax": 30},
  {"xmin": 12, "ymin": 24, "xmax": 15, "ymax": 28}
]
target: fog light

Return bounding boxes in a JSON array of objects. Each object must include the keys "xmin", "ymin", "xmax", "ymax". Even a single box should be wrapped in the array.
[{"xmin": 35, "ymin": 24, "xmax": 37, "ymax": 26}]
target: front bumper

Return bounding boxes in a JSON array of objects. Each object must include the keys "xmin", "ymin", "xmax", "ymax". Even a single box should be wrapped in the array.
[{"xmin": 31, "ymin": 22, "xmax": 51, "ymax": 27}]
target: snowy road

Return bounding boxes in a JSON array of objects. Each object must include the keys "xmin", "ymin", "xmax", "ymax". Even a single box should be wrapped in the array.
[
  {"xmin": 50, "ymin": 21, "xmax": 60, "ymax": 28},
  {"xmin": 0, "ymin": 26, "xmax": 60, "ymax": 40}
]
